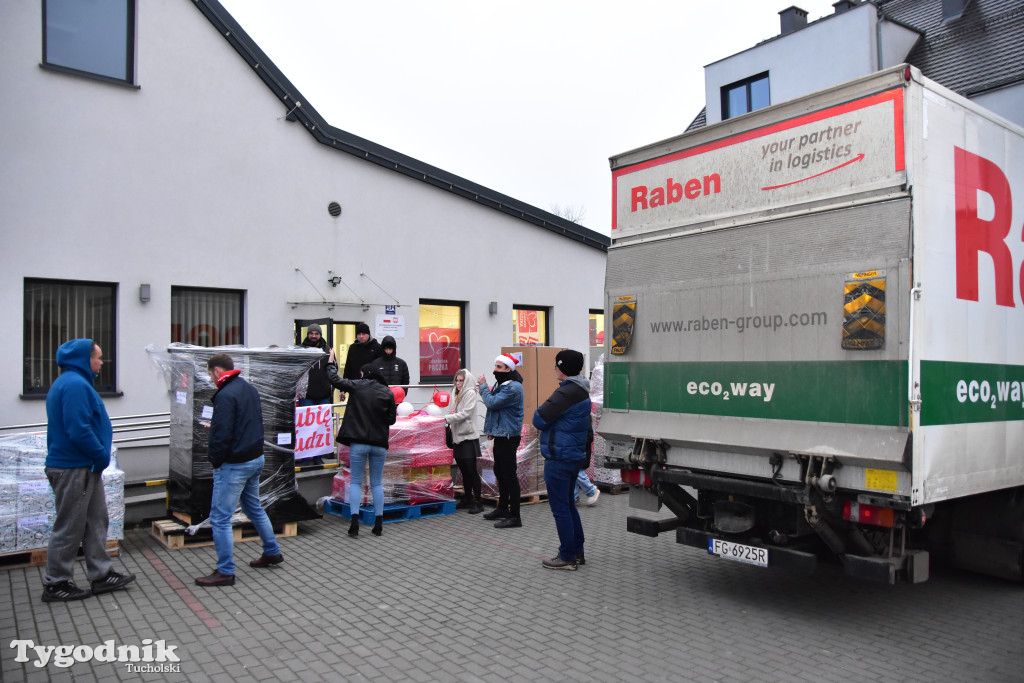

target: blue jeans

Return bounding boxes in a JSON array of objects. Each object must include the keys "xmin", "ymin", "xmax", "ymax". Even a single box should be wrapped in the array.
[
  {"xmin": 349, "ymin": 444, "xmax": 387, "ymax": 517},
  {"xmin": 211, "ymin": 456, "xmax": 280, "ymax": 575},
  {"xmin": 544, "ymin": 459, "xmax": 586, "ymax": 562},
  {"xmin": 575, "ymin": 469, "xmax": 596, "ymax": 498}
]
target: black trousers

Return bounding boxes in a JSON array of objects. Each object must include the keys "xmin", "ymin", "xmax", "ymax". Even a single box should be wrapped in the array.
[
  {"xmin": 492, "ymin": 435, "xmax": 522, "ymax": 515},
  {"xmin": 453, "ymin": 439, "xmax": 482, "ymax": 502}
]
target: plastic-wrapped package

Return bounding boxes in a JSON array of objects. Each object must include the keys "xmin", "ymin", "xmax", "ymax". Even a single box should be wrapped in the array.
[
  {"xmin": 334, "ymin": 414, "xmax": 455, "ymax": 507},
  {"xmin": 0, "ymin": 433, "xmax": 125, "ymax": 552},
  {"xmin": 146, "ymin": 344, "xmax": 322, "ymax": 527},
  {"xmin": 589, "ymin": 354, "xmax": 621, "ymax": 484},
  {"xmin": 449, "ymin": 423, "xmax": 544, "ymax": 498}
]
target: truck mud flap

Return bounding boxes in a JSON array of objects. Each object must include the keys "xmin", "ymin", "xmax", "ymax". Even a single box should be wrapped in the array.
[{"xmin": 676, "ymin": 528, "xmax": 817, "ymax": 575}]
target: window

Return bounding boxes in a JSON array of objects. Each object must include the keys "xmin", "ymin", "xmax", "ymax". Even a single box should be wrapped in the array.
[
  {"xmin": 24, "ymin": 278, "xmax": 117, "ymax": 396},
  {"xmin": 419, "ymin": 300, "xmax": 465, "ymax": 382},
  {"xmin": 171, "ymin": 287, "xmax": 244, "ymax": 347},
  {"xmin": 513, "ymin": 306, "xmax": 549, "ymax": 346},
  {"xmin": 589, "ymin": 310, "xmax": 605, "ymax": 347},
  {"xmin": 43, "ymin": 0, "xmax": 135, "ymax": 84},
  {"xmin": 721, "ymin": 72, "xmax": 769, "ymax": 120}
]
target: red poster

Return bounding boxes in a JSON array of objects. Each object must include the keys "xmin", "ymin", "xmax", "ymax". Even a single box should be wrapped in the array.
[{"xmin": 419, "ymin": 327, "xmax": 460, "ymax": 376}]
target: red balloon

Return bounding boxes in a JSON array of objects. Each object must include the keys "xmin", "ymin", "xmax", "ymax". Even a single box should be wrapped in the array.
[
  {"xmin": 432, "ymin": 390, "xmax": 451, "ymax": 408},
  {"xmin": 390, "ymin": 386, "xmax": 406, "ymax": 403}
]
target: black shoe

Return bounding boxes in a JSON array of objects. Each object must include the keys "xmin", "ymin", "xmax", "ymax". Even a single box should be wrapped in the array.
[
  {"xmin": 91, "ymin": 571, "xmax": 136, "ymax": 595},
  {"xmin": 467, "ymin": 502, "xmax": 484, "ymax": 514},
  {"xmin": 195, "ymin": 570, "xmax": 235, "ymax": 587},
  {"xmin": 494, "ymin": 516, "xmax": 522, "ymax": 529},
  {"xmin": 42, "ymin": 580, "xmax": 91, "ymax": 603},
  {"xmin": 575, "ymin": 553, "xmax": 586, "ymax": 566},
  {"xmin": 372, "ymin": 515, "xmax": 383, "ymax": 537},
  {"xmin": 455, "ymin": 499, "xmax": 472, "ymax": 510},
  {"xmin": 542, "ymin": 556, "xmax": 578, "ymax": 571},
  {"xmin": 249, "ymin": 553, "xmax": 284, "ymax": 568},
  {"xmin": 348, "ymin": 517, "xmax": 359, "ymax": 537},
  {"xmin": 482, "ymin": 508, "xmax": 509, "ymax": 520}
]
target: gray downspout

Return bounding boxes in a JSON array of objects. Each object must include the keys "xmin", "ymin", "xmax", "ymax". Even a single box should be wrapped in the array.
[{"xmin": 876, "ymin": 4, "xmax": 885, "ymax": 70}]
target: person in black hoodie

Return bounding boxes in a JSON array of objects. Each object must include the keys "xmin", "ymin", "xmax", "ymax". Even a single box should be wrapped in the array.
[
  {"xmin": 369, "ymin": 335, "xmax": 410, "ymax": 394},
  {"xmin": 327, "ymin": 350, "xmax": 397, "ymax": 537},
  {"xmin": 299, "ymin": 324, "xmax": 333, "ymax": 406},
  {"xmin": 341, "ymin": 322, "xmax": 382, "ymax": 386}
]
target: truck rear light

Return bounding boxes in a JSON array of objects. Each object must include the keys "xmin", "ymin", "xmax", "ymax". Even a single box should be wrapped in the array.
[
  {"xmin": 842, "ymin": 500, "xmax": 895, "ymax": 528},
  {"xmin": 620, "ymin": 468, "xmax": 650, "ymax": 487}
]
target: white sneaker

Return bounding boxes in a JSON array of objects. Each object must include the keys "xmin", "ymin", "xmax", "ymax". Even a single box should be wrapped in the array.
[{"xmin": 586, "ymin": 489, "xmax": 600, "ymax": 506}]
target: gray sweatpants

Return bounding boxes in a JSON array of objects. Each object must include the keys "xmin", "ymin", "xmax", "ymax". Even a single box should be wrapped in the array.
[{"xmin": 44, "ymin": 466, "xmax": 111, "ymax": 585}]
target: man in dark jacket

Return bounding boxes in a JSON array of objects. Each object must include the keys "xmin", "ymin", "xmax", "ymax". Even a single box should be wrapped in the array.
[
  {"xmin": 328, "ymin": 351, "xmax": 397, "ymax": 537},
  {"xmin": 368, "ymin": 335, "xmax": 410, "ymax": 393},
  {"xmin": 42, "ymin": 339, "xmax": 135, "ymax": 602},
  {"xmin": 342, "ymin": 322, "xmax": 381, "ymax": 381},
  {"xmin": 299, "ymin": 323, "xmax": 333, "ymax": 406},
  {"xmin": 196, "ymin": 353, "xmax": 283, "ymax": 587},
  {"xmin": 533, "ymin": 349, "xmax": 593, "ymax": 571}
]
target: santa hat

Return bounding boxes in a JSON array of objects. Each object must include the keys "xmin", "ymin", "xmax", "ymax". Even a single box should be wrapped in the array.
[{"xmin": 494, "ymin": 353, "xmax": 519, "ymax": 370}]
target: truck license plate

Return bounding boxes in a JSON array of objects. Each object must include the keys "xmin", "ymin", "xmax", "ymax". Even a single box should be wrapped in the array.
[{"xmin": 708, "ymin": 538, "xmax": 768, "ymax": 567}]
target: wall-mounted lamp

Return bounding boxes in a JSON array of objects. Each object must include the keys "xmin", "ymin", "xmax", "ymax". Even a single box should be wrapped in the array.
[
  {"xmin": 488, "ymin": 301, "xmax": 498, "ymax": 315},
  {"xmin": 328, "ymin": 276, "xmax": 343, "ymax": 287},
  {"xmin": 139, "ymin": 284, "xmax": 151, "ymax": 303}
]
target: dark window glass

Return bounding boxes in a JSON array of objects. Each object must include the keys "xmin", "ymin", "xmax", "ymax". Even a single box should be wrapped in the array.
[
  {"xmin": 43, "ymin": 0, "xmax": 134, "ymax": 83},
  {"xmin": 171, "ymin": 288, "xmax": 245, "ymax": 347},
  {"xmin": 24, "ymin": 279, "xmax": 118, "ymax": 395},
  {"xmin": 721, "ymin": 72, "xmax": 770, "ymax": 120}
]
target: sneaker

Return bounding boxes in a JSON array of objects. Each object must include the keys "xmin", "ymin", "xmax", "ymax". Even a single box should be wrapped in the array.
[
  {"xmin": 482, "ymin": 508, "xmax": 509, "ymax": 520},
  {"xmin": 494, "ymin": 516, "xmax": 522, "ymax": 529},
  {"xmin": 542, "ymin": 556, "xmax": 578, "ymax": 571},
  {"xmin": 91, "ymin": 571, "xmax": 136, "ymax": 595},
  {"xmin": 42, "ymin": 580, "xmax": 92, "ymax": 603},
  {"xmin": 586, "ymin": 489, "xmax": 600, "ymax": 506},
  {"xmin": 575, "ymin": 552, "xmax": 586, "ymax": 566}
]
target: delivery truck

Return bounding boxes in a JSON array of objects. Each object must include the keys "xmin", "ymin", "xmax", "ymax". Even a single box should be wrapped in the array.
[{"xmin": 601, "ymin": 65, "xmax": 1024, "ymax": 583}]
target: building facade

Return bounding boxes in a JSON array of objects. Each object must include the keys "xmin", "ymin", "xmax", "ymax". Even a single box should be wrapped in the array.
[{"xmin": 0, "ymin": 0, "xmax": 608, "ymax": 482}]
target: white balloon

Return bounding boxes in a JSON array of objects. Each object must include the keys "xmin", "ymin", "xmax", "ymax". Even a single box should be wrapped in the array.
[
  {"xmin": 425, "ymin": 403, "xmax": 443, "ymax": 416},
  {"xmin": 397, "ymin": 401, "xmax": 414, "ymax": 417}
]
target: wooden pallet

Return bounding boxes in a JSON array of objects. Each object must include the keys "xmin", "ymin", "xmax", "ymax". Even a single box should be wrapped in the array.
[
  {"xmin": 0, "ymin": 540, "xmax": 121, "ymax": 571},
  {"xmin": 323, "ymin": 498, "xmax": 455, "ymax": 524},
  {"xmin": 151, "ymin": 518, "xmax": 297, "ymax": 551}
]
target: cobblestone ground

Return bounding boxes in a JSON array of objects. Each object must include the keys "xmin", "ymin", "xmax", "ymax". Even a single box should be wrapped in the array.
[{"xmin": 2, "ymin": 491, "xmax": 1022, "ymax": 682}]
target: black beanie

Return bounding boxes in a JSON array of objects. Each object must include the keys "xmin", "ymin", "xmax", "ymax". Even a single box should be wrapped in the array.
[
  {"xmin": 555, "ymin": 349, "xmax": 584, "ymax": 377},
  {"xmin": 355, "ymin": 322, "xmax": 371, "ymax": 336}
]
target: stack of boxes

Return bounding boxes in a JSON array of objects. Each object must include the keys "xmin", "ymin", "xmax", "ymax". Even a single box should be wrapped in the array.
[{"xmin": 0, "ymin": 434, "xmax": 125, "ymax": 554}]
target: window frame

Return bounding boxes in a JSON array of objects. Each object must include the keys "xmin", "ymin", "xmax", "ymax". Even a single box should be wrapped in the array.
[
  {"xmin": 41, "ymin": 0, "xmax": 137, "ymax": 87},
  {"xmin": 512, "ymin": 304, "xmax": 551, "ymax": 347},
  {"xmin": 171, "ymin": 286, "xmax": 245, "ymax": 347},
  {"xmin": 23, "ymin": 277, "xmax": 119, "ymax": 398},
  {"xmin": 418, "ymin": 299, "xmax": 466, "ymax": 384},
  {"xmin": 721, "ymin": 72, "xmax": 770, "ymax": 120}
]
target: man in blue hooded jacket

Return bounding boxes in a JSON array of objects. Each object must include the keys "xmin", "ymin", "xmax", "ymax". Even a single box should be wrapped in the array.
[
  {"xmin": 533, "ymin": 349, "xmax": 593, "ymax": 571},
  {"xmin": 42, "ymin": 339, "xmax": 135, "ymax": 602}
]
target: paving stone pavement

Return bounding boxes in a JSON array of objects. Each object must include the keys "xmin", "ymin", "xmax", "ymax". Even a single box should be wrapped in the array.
[{"xmin": 2, "ymin": 491, "xmax": 1022, "ymax": 682}]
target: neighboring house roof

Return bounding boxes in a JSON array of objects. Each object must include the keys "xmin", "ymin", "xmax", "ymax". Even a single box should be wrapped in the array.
[
  {"xmin": 684, "ymin": 0, "xmax": 1023, "ymax": 130},
  {"xmin": 879, "ymin": 0, "xmax": 1024, "ymax": 97},
  {"xmin": 193, "ymin": 1, "xmax": 609, "ymax": 251},
  {"xmin": 684, "ymin": 108, "xmax": 707, "ymax": 133}
]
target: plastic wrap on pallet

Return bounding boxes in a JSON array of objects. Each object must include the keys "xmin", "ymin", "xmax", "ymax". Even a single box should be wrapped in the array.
[
  {"xmin": 0, "ymin": 434, "xmax": 125, "ymax": 552},
  {"xmin": 333, "ymin": 415, "xmax": 455, "ymax": 505},
  {"xmin": 452, "ymin": 424, "xmax": 543, "ymax": 497},
  {"xmin": 146, "ymin": 344, "xmax": 322, "ymax": 527}
]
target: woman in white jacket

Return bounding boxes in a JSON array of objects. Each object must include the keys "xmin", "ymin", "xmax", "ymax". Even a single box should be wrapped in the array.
[{"xmin": 445, "ymin": 368, "xmax": 484, "ymax": 514}]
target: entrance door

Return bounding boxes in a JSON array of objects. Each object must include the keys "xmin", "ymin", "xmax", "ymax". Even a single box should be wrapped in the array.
[{"xmin": 294, "ymin": 318, "xmax": 333, "ymax": 347}]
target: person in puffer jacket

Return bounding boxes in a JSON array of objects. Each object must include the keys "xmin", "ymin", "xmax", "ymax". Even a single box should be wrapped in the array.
[
  {"xmin": 533, "ymin": 349, "xmax": 593, "ymax": 571},
  {"xmin": 327, "ymin": 350, "xmax": 397, "ymax": 538}
]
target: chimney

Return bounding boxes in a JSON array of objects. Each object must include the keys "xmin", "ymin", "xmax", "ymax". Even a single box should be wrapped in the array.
[
  {"xmin": 832, "ymin": 0, "xmax": 859, "ymax": 14},
  {"xmin": 779, "ymin": 6, "xmax": 809, "ymax": 35},
  {"xmin": 942, "ymin": 0, "xmax": 971, "ymax": 22}
]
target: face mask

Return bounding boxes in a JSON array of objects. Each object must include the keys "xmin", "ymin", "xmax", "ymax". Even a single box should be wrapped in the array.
[{"xmin": 493, "ymin": 370, "xmax": 512, "ymax": 384}]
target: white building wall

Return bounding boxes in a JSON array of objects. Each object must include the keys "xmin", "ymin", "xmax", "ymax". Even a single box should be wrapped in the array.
[
  {"xmin": 972, "ymin": 85, "xmax": 1024, "ymax": 128},
  {"xmin": 0, "ymin": 1, "xmax": 606, "ymax": 480}
]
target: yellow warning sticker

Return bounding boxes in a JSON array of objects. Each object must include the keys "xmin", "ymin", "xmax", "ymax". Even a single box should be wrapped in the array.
[{"xmin": 865, "ymin": 468, "xmax": 898, "ymax": 492}]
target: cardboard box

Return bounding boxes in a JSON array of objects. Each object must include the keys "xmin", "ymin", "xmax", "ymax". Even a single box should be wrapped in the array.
[{"xmin": 501, "ymin": 346, "xmax": 566, "ymax": 422}]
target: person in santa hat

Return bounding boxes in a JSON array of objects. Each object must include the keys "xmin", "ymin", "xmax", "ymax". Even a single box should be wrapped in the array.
[{"xmin": 477, "ymin": 353, "xmax": 525, "ymax": 528}]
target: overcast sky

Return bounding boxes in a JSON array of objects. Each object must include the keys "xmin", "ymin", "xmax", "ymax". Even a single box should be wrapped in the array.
[{"xmin": 219, "ymin": 0, "xmax": 843, "ymax": 235}]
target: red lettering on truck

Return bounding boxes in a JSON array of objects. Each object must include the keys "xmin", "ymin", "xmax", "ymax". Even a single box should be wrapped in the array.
[
  {"xmin": 631, "ymin": 174, "xmax": 721, "ymax": 212},
  {"xmin": 954, "ymin": 147, "xmax": 1015, "ymax": 307}
]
